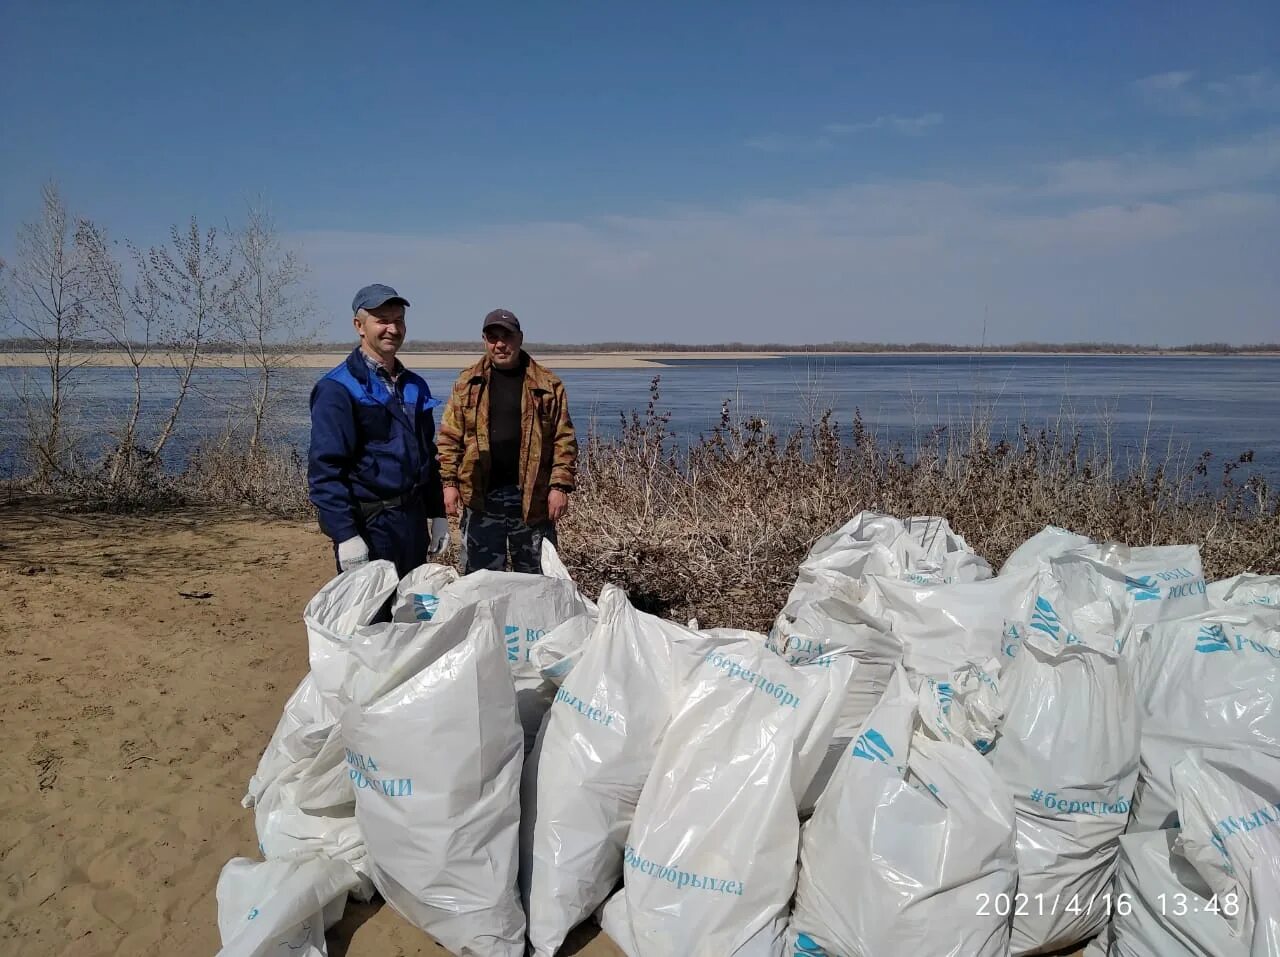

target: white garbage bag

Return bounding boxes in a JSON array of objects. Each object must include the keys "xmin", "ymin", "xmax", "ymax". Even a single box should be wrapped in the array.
[
  {"xmin": 803, "ymin": 510, "xmax": 912, "ymax": 563},
  {"xmin": 242, "ymin": 563, "xmax": 397, "ymax": 891},
  {"xmin": 598, "ymin": 639, "xmax": 853, "ymax": 957},
  {"xmin": 1001, "ymin": 528, "xmax": 1208, "ymax": 625},
  {"xmin": 526, "ymin": 612, "xmax": 599, "ymax": 685},
  {"xmin": 770, "ymin": 586, "xmax": 902, "ymax": 815},
  {"xmin": 342, "ymin": 601, "xmax": 525, "ymax": 957},
  {"xmin": 1209, "ymin": 573, "xmax": 1280, "ymax": 609},
  {"xmin": 1249, "ymin": 855, "xmax": 1280, "ymax": 957},
  {"xmin": 243, "ymin": 674, "xmax": 329, "ymax": 811},
  {"xmin": 897, "ymin": 513, "xmax": 992, "ymax": 583},
  {"xmin": 305, "ymin": 562, "xmax": 401, "ymax": 716},
  {"xmin": 795, "ymin": 511, "xmax": 990, "ymax": 599},
  {"xmin": 1129, "ymin": 605, "xmax": 1280, "ymax": 832},
  {"xmin": 214, "ymin": 855, "xmax": 361, "ymax": 957},
  {"xmin": 389, "ymin": 562, "xmax": 459, "ymax": 622},
  {"xmin": 999, "ymin": 525, "xmax": 1093, "ymax": 575},
  {"xmin": 427, "ymin": 559, "xmax": 594, "ymax": 752},
  {"xmin": 771, "ymin": 587, "xmax": 901, "ymax": 734},
  {"xmin": 787, "ymin": 664, "xmax": 1018, "ymax": 957},
  {"xmin": 991, "ymin": 582, "xmax": 1140, "ymax": 954},
  {"xmin": 1108, "ymin": 828, "xmax": 1248, "ymax": 957},
  {"xmin": 1174, "ymin": 749, "xmax": 1280, "ymax": 940},
  {"xmin": 523, "ymin": 587, "xmax": 734, "ymax": 957},
  {"xmin": 247, "ymin": 562, "xmax": 400, "ymax": 804},
  {"xmin": 858, "ymin": 564, "xmax": 1043, "ymax": 676}
]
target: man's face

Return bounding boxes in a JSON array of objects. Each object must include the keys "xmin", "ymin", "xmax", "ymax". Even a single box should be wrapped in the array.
[
  {"xmin": 354, "ymin": 302, "xmax": 406, "ymax": 362},
  {"xmin": 484, "ymin": 325, "xmax": 523, "ymax": 369}
]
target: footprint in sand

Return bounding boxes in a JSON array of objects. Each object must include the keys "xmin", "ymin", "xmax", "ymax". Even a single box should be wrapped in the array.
[
  {"xmin": 28, "ymin": 746, "xmax": 60, "ymax": 791},
  {"xmin": 90, "ymin": 886, "xmax": 138, "ymax": 932}
]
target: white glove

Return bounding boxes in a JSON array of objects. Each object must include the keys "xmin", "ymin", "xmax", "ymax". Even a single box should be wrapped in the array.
[
  {"xmin": 337, "ymin": 535, "xmax": 369, "ymax": 571},
  {"xmin": 428, "ymin": 517, "xmax": 451, "ymax": 557}
]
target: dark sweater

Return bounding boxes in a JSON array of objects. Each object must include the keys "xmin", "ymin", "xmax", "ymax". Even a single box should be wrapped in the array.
[{"xmin": 488, "ymin": 360, "xmax": 525, "ymax": 489}]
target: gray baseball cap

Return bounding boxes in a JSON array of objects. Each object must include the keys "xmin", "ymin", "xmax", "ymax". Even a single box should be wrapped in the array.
[{"xmin": 352, "ymin": 283, "xmax": 410, "ymax": 313}]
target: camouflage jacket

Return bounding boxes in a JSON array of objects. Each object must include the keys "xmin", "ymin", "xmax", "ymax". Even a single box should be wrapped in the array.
[{"xmin": 436, "ymin": 352, "xmax": 577, "ymax": 525}]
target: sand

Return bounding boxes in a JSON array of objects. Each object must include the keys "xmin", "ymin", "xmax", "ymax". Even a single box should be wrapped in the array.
[{"xmin": 0, "ymin": 503, "xmax": 623, "ymax": 956}]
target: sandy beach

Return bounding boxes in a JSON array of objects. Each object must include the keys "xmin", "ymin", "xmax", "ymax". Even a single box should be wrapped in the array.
[
  {"xmin": 0, "ymin": 351, "xmax": 789, "ymax": 371},
  {"xmin": 0, "ymin": 503, "xmax": 623, "ymax": 956},
  {"xmin": 1, "ymin": 349, "xmax": 1272, "ymax": 371}
]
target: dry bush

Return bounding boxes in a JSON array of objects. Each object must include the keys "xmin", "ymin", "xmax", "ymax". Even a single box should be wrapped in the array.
[
  {"xmin": 21, "ymin": 436, "xmax": 311, "ymax": 517},
  {"xmin": 176, "ymin": 438, "xmax": 311, "ymax": 515},
  {"xmin": 556, "ymin": 378, "xmax": 1280, "ymax": 630}
]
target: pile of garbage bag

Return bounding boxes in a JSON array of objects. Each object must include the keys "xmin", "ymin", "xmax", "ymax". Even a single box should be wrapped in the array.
[{"xmin": 213, "ymin": 514, "xmax": 1280, "ymax": 957}]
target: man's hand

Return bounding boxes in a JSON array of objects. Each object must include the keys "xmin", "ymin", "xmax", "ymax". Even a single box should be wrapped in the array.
[
  {"xmin": 548, "ymin": 488, "xmax": 570, "ymax": 523},
  {"xmin": 427, "ymin": 517, "xmax": 450, "ymax": 557},
  {"xmin": 444, "ymin": 486, "xmax": 462, "ymax": 517},
  {"xmin": 337, "ymin": 535, "xmax": 370, "ymax": 572}
]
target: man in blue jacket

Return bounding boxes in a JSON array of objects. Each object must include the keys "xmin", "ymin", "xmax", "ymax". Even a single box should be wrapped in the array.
[{"xmin": 307, "ymin": 284, "xmax": 449, "ymax": 576}]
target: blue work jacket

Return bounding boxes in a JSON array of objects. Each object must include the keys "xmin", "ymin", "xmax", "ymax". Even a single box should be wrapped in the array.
[{"xmin": 307, "ymin": 347, "xmax": 445, "ymax": 542}]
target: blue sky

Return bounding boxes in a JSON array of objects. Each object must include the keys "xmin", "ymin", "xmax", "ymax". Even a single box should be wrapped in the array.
[{"xmin": 2, "ymin": 1, "xmax": 1278, "ymax": 344}]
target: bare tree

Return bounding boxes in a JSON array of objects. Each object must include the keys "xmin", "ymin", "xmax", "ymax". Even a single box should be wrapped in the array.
[
  {"xmin": 230, "ymin": 202, "xmax": 314, "ymax": 457},
  {"xmin": 76, "ymin": 221, "xmax": 160, "ymax": 485},
  {"xmin": 0, "ymin": 182, "xmax": 94, "ymax": 485},
  {"xmin": 142, "ymin": 217, "xmax": 240, "ymax": 461}
]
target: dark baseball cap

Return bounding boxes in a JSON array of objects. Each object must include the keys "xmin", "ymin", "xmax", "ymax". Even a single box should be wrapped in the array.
[
  {"xmin": 352, "ymin": 283, "xmax": 410, "ymax": 314},
  {"xmin": 483, "ymin": 308, "xmax": 521, "ymax": 333}
]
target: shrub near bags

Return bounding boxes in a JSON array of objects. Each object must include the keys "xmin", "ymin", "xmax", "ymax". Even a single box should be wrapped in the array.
[
  {"xmin": 524, "ymin": 586, "xmax": 736, "ymax": 957},
  {"xmin": 787, "ymin": 664, "xmax": 1018, "ymax": 957},
  {"xmin": 599, "ymin": 639, "xmax": 853, "ymax": 957},
  {"xmin": 342, "ymin": 601, "xmax": 525, "ymax": 957},
  {"xmin": 1129, "ymin": 605, "xmax": 1280, "ymax": 832},
  {"xmin": 991, "ymin": 581, "xmax": 1141, "ymax": 955}
]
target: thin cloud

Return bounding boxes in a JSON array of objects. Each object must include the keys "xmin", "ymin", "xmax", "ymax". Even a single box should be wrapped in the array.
[
  {"xmin": 744, "ymin": 133, "xmax": 832, "ymax": 153},
  {"xmin": 747, "ymin": 112, "xmax": 942, "ymax": 152},
  {"xmin": 1133, "ymin": 68, "xmax": 1280, "ymax": 117},
  {"xmin": 825, "ymin": 113, "xmax": 944, "ymax": 136},
  {"xmin": 1043, "ymin": 127, "xmax": 1280, "ymax": 196},
  {"xmin": 293, "ymin": 130, "xmax": 1279, "ymax": 345}
]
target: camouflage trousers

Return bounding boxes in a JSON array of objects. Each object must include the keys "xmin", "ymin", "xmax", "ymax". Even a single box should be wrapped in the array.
[{"xmin": 460, "ymin": 484, "xmax": 558, "ymax": 574}]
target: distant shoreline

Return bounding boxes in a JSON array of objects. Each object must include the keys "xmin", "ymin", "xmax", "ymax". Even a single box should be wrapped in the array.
[{"xmin": 1, "ymin": 348, "xmax": 1277, "ymax": 369}]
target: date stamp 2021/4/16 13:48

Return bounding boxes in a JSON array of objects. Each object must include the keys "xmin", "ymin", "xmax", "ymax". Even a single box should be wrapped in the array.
[{"xmin": 975, "ymin": 890, "xmax": 1242, "ymax": 919}]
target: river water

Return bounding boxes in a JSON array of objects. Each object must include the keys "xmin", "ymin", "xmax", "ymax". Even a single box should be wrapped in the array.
[{"xmin": 2, "ymin": 354, "xmax": 1277, "ymax": 485}]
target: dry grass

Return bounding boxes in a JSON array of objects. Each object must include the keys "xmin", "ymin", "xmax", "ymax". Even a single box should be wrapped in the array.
[{"xmin": 555, "ymin": 378, "xmax": 1279, "ymax": 629}]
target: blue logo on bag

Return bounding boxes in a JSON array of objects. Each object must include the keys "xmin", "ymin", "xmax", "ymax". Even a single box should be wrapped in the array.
[
  {"xmin": 1195, "ymin": 624, "xmax": 1232, "ymax": 654},
  {"xmin": 504, "ymin": 625, "xmax": 522, "ymax": 662},
  {"xmin": 411, "ymin": 593, "xmax": 439, "ymax": 620},
  {"xmin": 793, "ymin": 932, "xmax": 829, "ymax": 955},
  {"xmin": 852, "ymin": 728, "xmax": 894, "ymax": 762},
  {"xmin": 1030, "ymin": 595, "xmax": 1061, "ymax": 639},
  {"xmin": 1125, "ymin": 576, "xmax": 1161, "ymax": 602}
]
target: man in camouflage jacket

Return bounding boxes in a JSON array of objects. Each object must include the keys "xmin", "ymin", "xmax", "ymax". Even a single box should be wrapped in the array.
[{"xmin": 437, "ymin": 308, "xmax": 578, "ymax": 573}]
